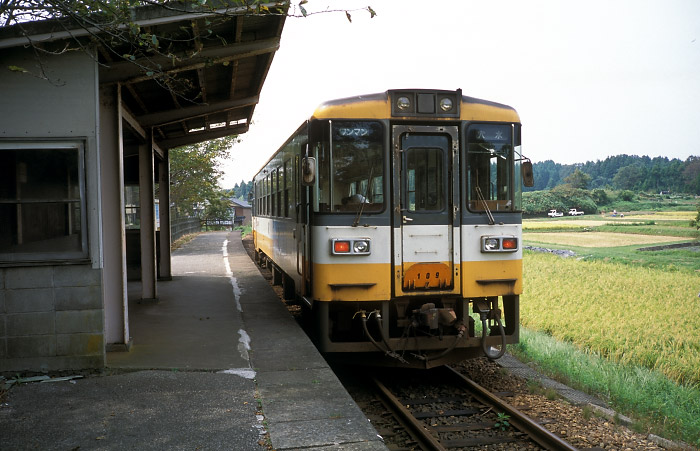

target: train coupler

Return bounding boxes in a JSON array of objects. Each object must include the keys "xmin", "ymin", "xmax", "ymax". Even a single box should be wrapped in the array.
[{"xmin": 413, "ymin": 303, "xmax": 457, "ymax": 330}]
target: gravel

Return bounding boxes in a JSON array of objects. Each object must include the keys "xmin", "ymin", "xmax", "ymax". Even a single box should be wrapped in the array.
[{"xmin": 454, "ymin": 358, "xmax": 672, "ymax": 450}]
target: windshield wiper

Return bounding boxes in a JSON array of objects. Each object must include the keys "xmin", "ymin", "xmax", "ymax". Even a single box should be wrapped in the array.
[
  {"xmin": 352, "ymin": 165, "xmax": 374, "ymax": 227},
  {"xmin": 475, "ymin": 186, "xmax": 495, "ymax": 225}
]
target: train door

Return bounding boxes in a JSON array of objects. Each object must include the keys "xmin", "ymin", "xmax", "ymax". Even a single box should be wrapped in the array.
[
  {"xmin": 295, "ymin": 154, "xmax": 311, "ymax": 296},
  {"xmin": 392, "ymin": 125, "xmax": 460, "ymax": 296}
]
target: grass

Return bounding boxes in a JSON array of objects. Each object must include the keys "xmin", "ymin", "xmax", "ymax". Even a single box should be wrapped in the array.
[
  {"xmin": 170, "ymin": 232, "xmax": 199, "ymax": 251},
  {"xmin": 236, "ymin": 225, "xmax": 252, "ymax": 237},
  {"xmin": 511, "ymin": 327, "xmax": 700, "ymax": 447}
]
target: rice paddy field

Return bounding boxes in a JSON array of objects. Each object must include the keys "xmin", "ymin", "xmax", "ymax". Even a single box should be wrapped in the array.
[
  {"xmin": 524, "ymin": 231, "xmax": 683, "ymax": 247},
  {"xmin": 521, "ymin": 253, "xmax": 700, "ymax": 385},
  {"xmin": 518, "ymin": 209, "xmax": 700, "ymax": 445}
]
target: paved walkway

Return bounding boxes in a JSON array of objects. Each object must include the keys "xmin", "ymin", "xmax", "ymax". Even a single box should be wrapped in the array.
[{"xmin": 1, "ymin": 232, "xmax": 385, "ymax": 451}]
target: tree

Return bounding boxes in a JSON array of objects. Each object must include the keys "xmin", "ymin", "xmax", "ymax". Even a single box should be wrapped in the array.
[
  {"xmin": 232, "ymin": 179, "xmax": 252, "ymax": 199},
  {"xmin": 612, "ymin": 164, "xmax": 645, "ymax": 190},
  {"xmin": 682, "ymin": 156, "xmax": 700, "ymax": 194},
  {"xmin": 170, "ymin": 136, "xmax": 233, "ymax": 217},
  {"xmin": 562, "ymin": 168, "xmax": 591, "ymax": 190},
  {"xmin": 203, "ymin": 189, "xmax": 234, "ymax": 220}
]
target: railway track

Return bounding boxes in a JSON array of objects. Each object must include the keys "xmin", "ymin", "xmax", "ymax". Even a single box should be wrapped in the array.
[{"xmin": 368, "ymin": 365, "xmax": 579, "ymax": 450}]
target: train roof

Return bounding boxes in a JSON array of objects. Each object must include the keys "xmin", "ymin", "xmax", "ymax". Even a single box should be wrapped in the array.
[{"xmin": 311, "ymin": 89, "xmax": 520, "ymax": 123}]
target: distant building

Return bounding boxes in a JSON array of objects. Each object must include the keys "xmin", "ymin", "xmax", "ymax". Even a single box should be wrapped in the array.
[{"xmin": 231, "ymin": 199, "xmax": 252, "ymax": 227}]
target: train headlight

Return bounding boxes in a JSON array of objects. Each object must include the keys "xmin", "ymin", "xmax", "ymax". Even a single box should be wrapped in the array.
[
  {"xmin": 353, "ymin": 240, "xmax": 370, "ymax": 253},
  {"xmin": 396, "ymin": 96, "xmax": 411, "ymax": 111},
  {"xmin": 439, "ymin": 97, "xmax": 453, "ymax": 112},
  {"xmin": 483, "ymin": 238, "xmax": 500, "ymax": 252},
  {"xmin": 331, "ymin": 238, "xmax": 371, "ymax": 255}
]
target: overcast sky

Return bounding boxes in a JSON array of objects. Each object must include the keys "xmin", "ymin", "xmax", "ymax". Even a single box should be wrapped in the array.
[{"xmin": 220, "ymin": 0, "xmax": 700, "ymax": 187}]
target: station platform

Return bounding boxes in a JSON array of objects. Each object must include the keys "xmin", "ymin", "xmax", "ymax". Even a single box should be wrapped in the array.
[{"xmin": 0, "ymin": 231, "xmax": 386, "ymax": 451}]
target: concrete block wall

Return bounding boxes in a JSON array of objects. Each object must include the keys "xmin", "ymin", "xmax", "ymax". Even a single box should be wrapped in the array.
[{"xmin": 0, "ymin": 265, "xmax": 104, "ymax": 373}]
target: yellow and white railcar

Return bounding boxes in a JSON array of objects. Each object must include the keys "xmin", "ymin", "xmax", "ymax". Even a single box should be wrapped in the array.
[{"xmin": 253, "ymin": 89, "xmax": 532, "ymax": 368}]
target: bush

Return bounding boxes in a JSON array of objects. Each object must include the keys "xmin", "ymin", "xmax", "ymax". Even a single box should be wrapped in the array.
[
  {"xmin": 618, "ymin": 190, "xmax": 636, "ymax": 201},
  {"xmin": 522, "ymin": 191, "xmax": 568, "ymax": 215},
  {"xmin": 591, "ymin": 189, "xmax": 611, "ymax": 205},
  {"xmin": 523, "ymin": 187, "xmax": 598, "ymax": 215}
]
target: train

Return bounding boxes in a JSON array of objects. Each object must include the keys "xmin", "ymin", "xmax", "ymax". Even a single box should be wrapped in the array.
[{"xmin": 252, "ymin": 89, "xmax": 533, "ymax": 368}]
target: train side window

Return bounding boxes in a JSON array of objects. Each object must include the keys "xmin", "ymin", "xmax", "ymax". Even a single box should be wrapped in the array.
[
  {"xmin": 272, "ymin": 170, "xmax": 277, "ymax": 217},
  {"xmin": 277, "ymin": 166, "xmax": 283, "ymax": 217},
  {"xmin": 284, "ymin": 159, "xmax": 292, "ymax": 218},
  {"xmin": 266, "ymin": 174, "xmax": 271, "ymax": 216}
]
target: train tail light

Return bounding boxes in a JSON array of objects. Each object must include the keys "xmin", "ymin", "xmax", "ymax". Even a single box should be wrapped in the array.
[
  {"xmin": 481, "ymin": 236, "xmax": 518, "ymax": 253},
  {"xmin": 331, "ymin": 238, "xmax": 371, "ymax": 255},
  {"xmin": 502, "ymin": 238, "xmax": 518, "ymax": 250},
  {"xmin": 334, "ymin": 240, "xmax": 350, "ymax": 253}
]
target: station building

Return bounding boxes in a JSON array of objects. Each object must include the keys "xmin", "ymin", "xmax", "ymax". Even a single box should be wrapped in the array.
[{"xmin": 0, "ymin": 4, "xmax": 285, "ymax": 373}]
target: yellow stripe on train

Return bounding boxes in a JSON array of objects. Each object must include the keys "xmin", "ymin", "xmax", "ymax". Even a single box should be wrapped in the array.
[
  {"xmin": 461, "ymin": 259, "xmax": 523, "ymax": 297},
  {"xmin": 312, "ymin": 263, "xmax": 392, "ymax": 302}
]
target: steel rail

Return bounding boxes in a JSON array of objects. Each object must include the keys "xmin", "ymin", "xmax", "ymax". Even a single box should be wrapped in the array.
[
  {"xmin": 441, "ymin": 365, "xmax": 578, "ymax": 451},
  {"xmin": 371, "ymin": 377, "xmax": 446, "ymax": 451}
]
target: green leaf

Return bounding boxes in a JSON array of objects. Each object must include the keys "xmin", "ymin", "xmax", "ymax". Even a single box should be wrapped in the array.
[
  {"xmin": 299, "ymin": 5, "xmax": 307, "ymax": 17},
  {"xmin": 151, "ymin": 35, "xmax": 159, "ymax": 46},
  {"xmin": 146, "ymin": 71, "xmax": 154, "ymax": 76},
  {"xmin": 368, "ymin": 6, "xmax": 377, "ymax": 18},
  {"xmin": 8, "ymin": 65, "xmax": 28, "ymax": 73}
]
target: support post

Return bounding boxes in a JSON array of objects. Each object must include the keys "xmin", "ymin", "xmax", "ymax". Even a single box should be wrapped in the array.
[
  {"xmin": 100, "ymin": 84, "xmax": 130, "ymax": 350},
  {"xmin": 139, "ymin": 133, "xmax": 157, "ymax": 301},
  {"xmin": 158, "ymin": 149, "xmax": 172, "ymax": 280}
]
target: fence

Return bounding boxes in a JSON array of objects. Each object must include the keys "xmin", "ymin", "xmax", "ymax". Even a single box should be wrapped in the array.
[
  {"xmin": 201, "ymin": 219, "xmax": 234, "ymax": 231},
  {"xmin": 171, "ymin": 216, "xmax": 201, "ymax": 242}
]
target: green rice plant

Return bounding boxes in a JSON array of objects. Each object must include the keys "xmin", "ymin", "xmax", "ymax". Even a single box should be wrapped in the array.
[
  {"xmin": 524, "ymin": 220, "xmax": 603, "ymax": 232},
  {"xmin": 524, "ymin": 231, "xmax": 685, "ymax": 248},
  {"xmin": 596, "ymin": 224, "xmax": 699, "ymax": 238},
  {"xmin": 521, "ymin": 252, "xmax": 700, "ymax": 386},
  {"xmin": 511, "ymin": 327, "xmax": 700, "ymax": 446}
]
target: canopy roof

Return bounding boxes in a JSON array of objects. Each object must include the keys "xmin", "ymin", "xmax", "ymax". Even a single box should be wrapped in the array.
[{"xmin": 0, "ymin": 2, "xmax": 286, "ymax": 149}]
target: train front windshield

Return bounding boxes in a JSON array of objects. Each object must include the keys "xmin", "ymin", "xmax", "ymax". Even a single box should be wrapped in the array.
[
  {"xmin": 313, "ymin": 121, "xmax": 385, "ymax": 213},
  {"xmin": 466, "ymin": 123, "xmax": 522, "ymax": 212}
]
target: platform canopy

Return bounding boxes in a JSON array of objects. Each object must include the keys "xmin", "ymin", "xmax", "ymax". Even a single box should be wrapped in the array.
[{"xmin": 0, "ymin": 1, "xmax": 287, "ymax": 149}]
